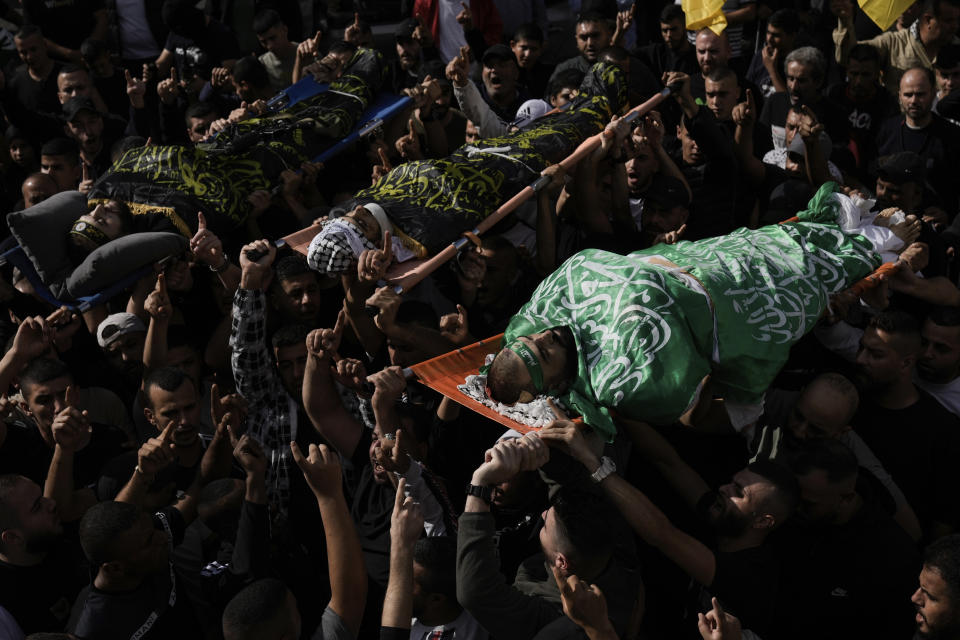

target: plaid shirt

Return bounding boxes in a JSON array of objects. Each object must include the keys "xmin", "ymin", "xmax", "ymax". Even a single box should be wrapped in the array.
[{"xmin": 230, "ymin": 288, "xmax": 296, "ymax": 519}]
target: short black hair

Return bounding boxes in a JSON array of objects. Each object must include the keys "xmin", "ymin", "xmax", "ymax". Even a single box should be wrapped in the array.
[
  {"xmin": 924, "ymin": 534, "xmax": 960, "ymax": 602},
  {"xmin": 768, "ymin": 8, "xmax": 800, "ymax": 33},
  {"xmin": 40, "ymin": 138, "xmax": 80, "ymax": 163},
  {"xmin": 329, "ymin": 41, "xmax": 358, "ymax": 57},
  {"xmin": 184, "ymin": 101, "xmax": 220, "ymax": 126},
  {"xmin": 223, "ymin": 578, "xmax": 292, "ymax": 640},
  {"xmin": 746, "ymin": 459, "xmax": 800, "ymax": 520},
  {"xmin": 274, "ymin": 254, "xmax": 315, "ymax": 284},
  {"xmin": 414, "ymin": 536, "xmax": 458, "ymax": 599},
  {"xmin": 271, "ymin": 323, "xmax": 310, "ymax": 349},
  {"xmin": 142, "ymin": 366, "xmax": 195, "ymax": 407},
  {"xmin": 788, "ymin": 438, "xmax": 859, "ymax": 484},
  {"xmin": 19, "ymin": 358, "xmax": 72, "ymax": 394},
  {"xmin": 848, "ymin": 43, "xmax": 881, "ymax": 65},
  {"xmin": 79, "ymin": 500, "xmax": 141, "ymax": 565},
  {"xmin": 551, "ymin": 487, "xmax": 616, "ymax": 570},
  {"xmin": 59, "ymin": 63, "xmax": 89, "ymax": 77},
  {"xmin": 80, "ymin": 38, "xmax": 109, "ymax": 66},
  {"xmin": 869, "ymin": 309, "xmax": 921, "ymax": 340},
  {"xmin": 253, "ymin": 9, "xmax": 284, "ymax": 35},
  {"xmin": 231, "ymin": 56, "xmax": 270, "ymax": 89},
  {"xmin": 660, "ymin": 4, "xmax": 684, "ymax": 23},
  {"xmin": 547, "ymin": 69, "xmax": 585, "ymax": 98},
  {"xmin": 512, "ymin": 22, "xmax": 544, "ymax": 44},
  {"xmin": 705, "ymin": 65, "xmax": 738, "ymax": 84},
  {"xmin": 599, "ymin": 45, "xmax": 629, "ymax": 66}
]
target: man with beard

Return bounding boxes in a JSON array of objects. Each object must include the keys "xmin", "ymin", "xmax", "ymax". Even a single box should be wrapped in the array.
[
  {"xmin": 97, "ymin": 312, "xmax": 147, "ymax": 391},
  {"xmin": 635, "ymin": 4, "xmax": 698, "ymax": 79},
  {"xmin": 826, "ymin": 44, "xmax": 898, "ymax": 182},
  {"xmin": 62, "ymin": 95, "xmax": 123, "ymax": 178},
  {"xmin": 914, "ymin": 534, "xmax": 960, "ymax": 640},
  {"xmin": 142, "ymin": 367, "xmax": 208, "ymax": 490},
  {"xmin": 849, "ymin": 310, "xmax": 960, "ymax": 539},
  {"xmin": 771, "ymin": 438, "xmax": 920, "ymax": 640},
  {"xmin": 538, "ymin": 419, "xmax": 798, "ymax": 638},
  {"xmin": 0, "ymin": 474, "xmax": 89, "ymax": 634},
  {"xmin": 391, "ymin": 18, "xmax": 439, "ymax": 95},
  {"xmin": 758, "ymin": 46, "xmax": 847, "ymax": 155},
  {"xmin": 877, "ymin": 67, "xmax": 960, "ymax": 214},
  {"xmin": 917, "ymin": 306, "xmax": 960, "ymax": 415},
  {"xmin": 751, "ymin": 372, "xmax": 922, "ymax": 541}
]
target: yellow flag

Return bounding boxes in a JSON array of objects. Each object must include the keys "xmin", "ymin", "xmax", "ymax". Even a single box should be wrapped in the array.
[
  {"xmin": 682, "ymin": 0, "xmax": 728, "ymax": 35},
  {"xmin": 857, "ymin": 0, "xmax": 916, "ymax": 31}
]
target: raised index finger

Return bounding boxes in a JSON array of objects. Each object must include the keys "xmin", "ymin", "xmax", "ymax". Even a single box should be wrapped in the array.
[
  {"xmin": 156, "ymin": 272, "xmax": 167, "ymax": 297},
  {"xmin": 159, "ymin": 419, "xmax": 177, "ymax": 444},
  {"xmin": 377, "ymin": 147, "xmax": 392, "ymax": 171},
  {"xmin": 382, "ymin": 230, "xmax": 393, "ymax": 264},
  {"xmin": 333, "ymin": 307, "xmax": 346, "ymax": 336},
  {"xmin": 197, "ymin": 211, "xmax": 207, "ymax": 230},
  {"xmin": 394, "ymin": 476, "xmax": 407, "ymax": 511}
]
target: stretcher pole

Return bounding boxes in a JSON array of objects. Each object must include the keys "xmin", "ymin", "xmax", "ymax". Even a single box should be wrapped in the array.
[{"xmin": 388, "ymin": 86, "xmax": 675, "ymax": 294}]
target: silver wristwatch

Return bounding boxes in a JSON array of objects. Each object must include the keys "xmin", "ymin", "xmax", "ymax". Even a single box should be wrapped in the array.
[{"xmin": 590, "ymin": 456, "xmax": 616, "ymax": 483}]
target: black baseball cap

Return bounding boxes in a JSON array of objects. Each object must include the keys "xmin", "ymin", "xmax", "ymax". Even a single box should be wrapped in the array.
[
  {"xmin": 62, "ymin": 96, "xmax": 100, "ymax": 123},
  {"xmin": 644, "ymin": 174, "xmax": 690, "ymax": 209},
  {"xmin": 395, "ymin": 18, "xmax": 418, "ymax": 42},
  {"xmin": 481, "ymin": 43, "xmax": 517, "ymax": 67},
  {"xmin": 877, "ymin": 151, "xmax": 927, "ymax": 184}
]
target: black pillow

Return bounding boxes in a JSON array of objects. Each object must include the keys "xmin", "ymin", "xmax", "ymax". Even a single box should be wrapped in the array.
[
  {"xmin": 66, "ymin": 232, "xmax": 188, "ymax": 298},
  {"xmin": 6, "ymin": 191, "xmax": 88, "ymax": 286}
]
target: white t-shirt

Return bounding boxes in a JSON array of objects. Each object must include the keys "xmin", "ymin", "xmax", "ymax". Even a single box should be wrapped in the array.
[
  {"xmin": 411, "ymin": 609, "xmax": 488, "ymax": 640},
  {"xmin": 437, "ymin": 0, "xmax": 469, "ymax": 63}
]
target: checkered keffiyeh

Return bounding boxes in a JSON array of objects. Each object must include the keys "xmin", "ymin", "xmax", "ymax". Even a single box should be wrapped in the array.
[{"xmin": 307, "ymin": 218, "xmax": 376, "ymax": 275}]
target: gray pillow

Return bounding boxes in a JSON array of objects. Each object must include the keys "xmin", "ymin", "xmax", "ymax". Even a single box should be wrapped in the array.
[
  {"xmin": 66, "ymin": 232, "xmax": 188, "ymax": 298},
  {"xmin": 6, "ymin": 191, "xmax": 88, "ymax": 286}
]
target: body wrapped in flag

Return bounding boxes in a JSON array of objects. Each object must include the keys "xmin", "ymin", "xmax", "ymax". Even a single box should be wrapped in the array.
[
  {"xmin": 485, "ymin": 185, "xmax": 888, "ymax": 440},
  {"xmin": 306, "ymin": 62, "xmax": 629, "ymax": 271},
  {"xmin": 86, "ymin": 47, "xmax": 388, "ymax": 237}
]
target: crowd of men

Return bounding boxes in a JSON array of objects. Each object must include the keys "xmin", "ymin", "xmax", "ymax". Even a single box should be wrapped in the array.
[{"xmin": 2, "ymin": 0, "xmax": 960, "ymax": 638}]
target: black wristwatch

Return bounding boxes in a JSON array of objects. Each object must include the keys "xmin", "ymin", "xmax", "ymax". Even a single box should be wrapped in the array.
[{"xmin": 465, "ymin": 483, "xmax": 493, "ymax": 505}]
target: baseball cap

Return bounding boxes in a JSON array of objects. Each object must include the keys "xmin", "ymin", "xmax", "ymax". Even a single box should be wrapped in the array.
[
  {"xmin": 512, "ymin": 99, "xmax": 552, "ymax": 129},
  {"xmin": 97, "ymin": 312, "xmax": 146, "ymax": 348},
  {"xmin": 481, "ymin": 43, "xmax": 517, "ymax": 67},
  {"xmin": 644, "ymin": 174, "xmax": 691, "ymax": 209},
  {"xmin": 395, "ymin": 18, "xmax": 418, "ymax": 42},
  {"xmin": 877, "ymin": 151, "xmax": 927, "ymax": 184},
  {"xmin": 62, "ymin": 96, "xmax": 100, "ymax": 123}
]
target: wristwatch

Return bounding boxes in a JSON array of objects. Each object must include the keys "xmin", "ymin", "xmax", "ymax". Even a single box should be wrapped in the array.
[
  {"xmin": 590, "ymin": 456, "xmax": 616, "ymax": 483},
  {"xmin": 465, "ymin": 483, "xmax": 493, "ymax": 505}
]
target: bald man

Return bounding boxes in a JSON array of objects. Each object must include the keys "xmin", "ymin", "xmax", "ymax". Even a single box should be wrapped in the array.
[{"xmin": 20, "ymin": 172, "xmax": 58, "ymax": 209}]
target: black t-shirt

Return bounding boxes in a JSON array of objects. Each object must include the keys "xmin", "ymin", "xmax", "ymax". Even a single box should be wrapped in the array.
[
  {"xmin": 0, "ymin": 420, "xmax": 129, "ymax": 488},
  {"xmin": 22, "ymin": 0, "xmax": 104, "ymax": 49},
  {"xmin": 4, "ymin": 62, "xmax": 61, "ymax": 116},
  {"xmin": 876, "ymin": 114, "xmax": 960, "ymax": 211},
  {"xmin": 851, "ymin": 391, "xmax": 960, "ymax": 532},
  {"xmin": 635, "ymin": 42, "xmax": 699, "ymax": 79},
  {"xmin": 772, "ymin": 499, "xmax": 920, "ymax": 640},
  {"xmin": 72, "ymin": 508, "xmax": 199, "ymax": 640},
  {"xmin": 826, "ymin": 82, "xmax": 898, "ymax": 177},
  {"xmin": 0, "ymin": 539, "xmax": 90, "ymax": 634},
  {"xmin": 347, "ymin": 428, "xmax": 394, "ymax": 589}
]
